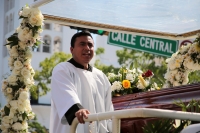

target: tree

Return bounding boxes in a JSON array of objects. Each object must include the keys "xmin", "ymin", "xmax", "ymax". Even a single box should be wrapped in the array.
[
  {"xmin": 30, "ymin": 52, "xmax": 71, "ymax": 99},
  {"xmin": 94, "ymin": 47, "xmax": 119, "ymax": 74}
]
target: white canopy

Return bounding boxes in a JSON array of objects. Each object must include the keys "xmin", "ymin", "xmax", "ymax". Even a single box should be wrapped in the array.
[{"xmin": 38, "ymin": 0, "xmax": 200, "ymax": 40}]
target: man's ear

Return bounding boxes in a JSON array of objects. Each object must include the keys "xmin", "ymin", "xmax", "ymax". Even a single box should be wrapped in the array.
[{"xmin": 70, "ymin": 47, "xmax": 73, "ymax": 53}]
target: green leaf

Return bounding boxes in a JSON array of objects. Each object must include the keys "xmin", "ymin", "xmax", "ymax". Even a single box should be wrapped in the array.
[
  {"xmin": 22, "ymin": 112, "xmax": 27, "ymax": 120},
  {"xmin": 4, "ymin": 106, "xmax": 10, "ymax": 116}
]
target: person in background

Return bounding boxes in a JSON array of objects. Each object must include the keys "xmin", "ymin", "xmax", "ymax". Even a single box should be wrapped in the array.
[{"xmin": 50, "ymin": 30, "xmax": 113, "ymax": 133}]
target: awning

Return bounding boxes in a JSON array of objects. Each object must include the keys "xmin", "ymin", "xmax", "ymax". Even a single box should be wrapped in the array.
[{"xmin": 38, "ymin": 0, "xmax": 200, "ymax": 40}]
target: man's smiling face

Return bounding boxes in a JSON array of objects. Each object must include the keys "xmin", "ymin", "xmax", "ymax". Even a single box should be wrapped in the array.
[{"xmin": 70, "ymin": 35, "xmax": 94, "ymax": 69}]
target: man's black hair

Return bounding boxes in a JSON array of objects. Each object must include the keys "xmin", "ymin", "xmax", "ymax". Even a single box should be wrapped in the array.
[{"xmin": 70, "ymin": 30, "xmax": 93, "ymax": 47}]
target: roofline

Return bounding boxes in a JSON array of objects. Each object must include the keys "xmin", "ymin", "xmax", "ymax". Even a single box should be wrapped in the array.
[{"xmin": 43, "ymin": 14, "xmax": 200, "ymax": 40}]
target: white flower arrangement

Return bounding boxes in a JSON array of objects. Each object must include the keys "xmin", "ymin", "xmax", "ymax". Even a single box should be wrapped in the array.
[
  {"xmin": 108, "ymin": 67, "xmax": 160, "ymax": 96},
  {"xmin": 163, "ymin": 33, "xmax": 200, "ymax": 88},
  {"xmin": 0, "ymin": 5, "xmax": 43, "ymax": 133}
]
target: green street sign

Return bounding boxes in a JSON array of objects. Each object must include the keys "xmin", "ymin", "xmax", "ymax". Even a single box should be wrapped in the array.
[{"xmin": 107, "ymin": 32, "xmax": 178, "ymax": 57}]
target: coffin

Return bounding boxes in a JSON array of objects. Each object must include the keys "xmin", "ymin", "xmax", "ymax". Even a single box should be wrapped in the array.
[{"xmin": 112, "ymin": 83, "xmax": 200, "ymax": 133}]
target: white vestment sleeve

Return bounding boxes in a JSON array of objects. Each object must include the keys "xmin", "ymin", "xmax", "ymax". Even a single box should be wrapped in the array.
[
  {"xmin": 51, "ymin": 63, "xmax": 81, "ymax": 124},
  {"xmin": 103, "ymin": 73, "xmax": 114, "ymax": 132}
]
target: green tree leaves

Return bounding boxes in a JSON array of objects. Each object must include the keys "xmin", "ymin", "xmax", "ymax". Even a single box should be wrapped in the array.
[{"xmin": 30, "ymin": 52, "xmax": 71, "ymax": 99}]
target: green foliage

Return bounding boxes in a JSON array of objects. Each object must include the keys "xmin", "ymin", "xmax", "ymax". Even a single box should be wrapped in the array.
[
  {"xmin": 143, "ymin": 118, "xmax": 188, "ymax": 133},
  {"xmin": 31, "ymin": 52, "xmax": 71, "ymax": 99},
  {"xmin": 95, "ymin": 47, "xmax": 105, "ymax": 55},
  {"xmin": 5, "ymin": 33, "xmax": 19, "ymax": 48},
  {"xmin": 94, "ymin": 59, "xmax": 119, "ymax": 74},
  {"xmin": 143, "ymin": 119, "xmax": 172, "ymax": 133},
  {"xmin": 28, "ymin": 117, "xmax": 48, "ymax": 133},
  {"xmin": 94, "ymin": 47, "xmax": 119, "ymax": 74},
  {"xmin": 188, "ymin": 71, "xmax": 200, "ymax": 84},
  {"xmin": 143, "ymin": 99, "xmax": 200, "ymax": 133},
  {"xmin": 174, "ymin": 99, "xmax": 200, "ymax": 113}
]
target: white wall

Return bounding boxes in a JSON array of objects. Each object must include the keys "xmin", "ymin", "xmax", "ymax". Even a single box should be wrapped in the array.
[{"xmin": 95, "ymin": 35, "xmax": 122, "ymax": 67}]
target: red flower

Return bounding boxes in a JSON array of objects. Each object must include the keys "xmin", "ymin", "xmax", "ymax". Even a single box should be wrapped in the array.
[{"xmin": 142, "ymin": 70, "xmax": 154, "ymax": 78}]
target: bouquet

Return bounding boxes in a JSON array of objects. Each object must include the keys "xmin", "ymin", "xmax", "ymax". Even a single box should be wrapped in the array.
[{"xmin": 107, "ymin": 67, "xmax": 160, "ymax": 97}]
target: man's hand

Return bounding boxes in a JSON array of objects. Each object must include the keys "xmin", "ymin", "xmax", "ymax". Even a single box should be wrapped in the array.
[{"xmin": 75, "ymin": 109, "xmax": 90, "ymax": 124}]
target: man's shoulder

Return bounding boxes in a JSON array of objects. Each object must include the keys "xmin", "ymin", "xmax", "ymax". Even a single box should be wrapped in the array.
[
  {"xmin": 92, "ymin": 67, "xmax": 106, "ymax": 76},
  {"xmin": 53, "ymin": 62, "xmax": 73, "ymax": 72}
]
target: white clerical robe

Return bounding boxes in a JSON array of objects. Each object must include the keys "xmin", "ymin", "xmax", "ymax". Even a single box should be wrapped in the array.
[{"xmin": 49, "ymin": 62, "xmax": 114, "ymax": 133}]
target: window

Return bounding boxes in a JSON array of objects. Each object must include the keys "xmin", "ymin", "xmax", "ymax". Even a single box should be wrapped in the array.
[
  {"xmin": 44, "ymin": 23, "xmax": 51, "ymax": 30},
  {"xmin": 43, "ymin": 35, "xmax": 51, "ymax": 53},
  {"xmin": 32, "ymin": 46, "xmax": 40, "ymax": 52},
  {"xmin": 54, "ymin": 24, "xmax": 62, "ymax": 32},
  {"xmin": 53, "ymin": 37, "xmax": 61, "ymax": 52}
]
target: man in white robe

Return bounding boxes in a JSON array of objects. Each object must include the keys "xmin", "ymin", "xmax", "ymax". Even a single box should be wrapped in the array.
[{"xmin": 50, "ymin": 31, "xmax": 114, "ymax": 133}]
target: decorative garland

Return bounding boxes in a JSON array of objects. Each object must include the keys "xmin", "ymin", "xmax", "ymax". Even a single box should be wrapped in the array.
[
  {"xmin": 0, "ymin": 5, "xmax": 43, "ymax": 132},
  {"xmin": 163, "ymin": 33, "xmax": 200, "ymax": 88}
]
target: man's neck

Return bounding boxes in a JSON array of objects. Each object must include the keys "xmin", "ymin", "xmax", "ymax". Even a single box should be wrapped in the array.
[{"xmin": 67, "ymin": 58, "xmax": 93, "ymax": 72}]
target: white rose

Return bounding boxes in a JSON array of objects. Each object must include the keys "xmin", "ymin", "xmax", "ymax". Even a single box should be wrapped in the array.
[
  {"xmin": 6, "ymin": 94, "xmax": 13, "ymax": 103},
  {"xmin": 29, "ymin": 8, "xmax": 44, "ymax": 26},
  {"xmin": 21, "ymin": 67, "xmax": 31, "ymax": 78},
  {"xmin": 173, "ymin": 81, "xmax": 180, "ymax": 86},
  {"xmin": 21, "ymin": 6, "xmax": 31, "ymax": 17},
  {"xmin": 13, "ymin": 116, "xmax": 18, "ymax": 122},
  {"xmin": 2, "ymin": 116, "xmax": 10, "ymax": 124},
  {"xmin": 0, "ymin": 125, "xmax": 8, "ymax": 132},
  {"xmin": 6, "ymin": 87, "xmax": 12, "ymax": 93},
  {"xmin": 18, "ymin": 99, "xmax": 26, "ymax": 113},
  {"xmin": 7, "ymin": 75, "xmax": 18, "ymax": 85},
  {"xmin": 15, "ymin": 27, "xmax": 20, "ymax": 33},
  {"xmin": 9, "ymin": 100, "xmax": 18, "ymax": 109},
  {"xmin": 126, "ymin": 73, "xmax": 134, "ymax": 81},
  {"xmin": 19, "ymin": 91, "xmax": 29, "ymax": 100},
  {"xmin": 18, "ymin": 27, "xmax": 32, "ymax": 43},
  {"xmin": 18, "ymin": 41, "xmax": 26, "ymax": 50},
  {"xmin": 14, "ymin": 60, "xmax": 23, "ymax": 69},
  {"xmin": 23, "ymin": 59, "xmax": 31, "ymax": 66},
  {"xmin": 8, "ymin": 57, "xmax": 14, "ymax": 66},
  {"xmin": 107, "ymin": 73, "xmax": 115, "ymax": 79},
  {"xmin": 112, "ymin": 81, "xmax": 122, "ymax": 91},
  {"xmin": 9, "ymin": 45, "xmax": 18, "ymax": 57},
  {"xmin": 25, "ymin": 49, "xmax": 32, "ymax": 59},
  {"xmin": 12, "ymin": 122, "xmax": 23, "ymax": 131},
  {"xmin": 22, "ymin": 121, "xmax": 28, "ymax": 129},
  {"xmin": 28, "ymin": 112, "xmax": 35, "ymax": 120},
  {"xmin": 9, "ymin": 107, "xmax": 16, "ymax": 118},
  {"xmin": 25, "ymin": 100, "xmax": 32, "ymax": 112},
  {"xmin": 24, "ymin": 78, "xmax": 32, "ymax": 86},
  {"xmin": 12, "ymin": 68, "xmax": 21, "ymax": 75}
]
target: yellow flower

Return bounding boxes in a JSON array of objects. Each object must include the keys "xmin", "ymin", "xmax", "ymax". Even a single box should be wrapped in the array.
[
  {"xmin": 156, "ymin": 87, "xmax": 160, "ymax": 90},
  {"xmin": 194, "ymin": 43, "xmax": 200, "ymax": 52},
  {"xmin": 122, "ymin": 80, "xmax": 131, "ymax": 89},
  {"xmin": 123, "ymin": 69, "xmax": 127, "ymax": 73},
  {"xmin": 138, "ymin": 75, "xmax": 147, "ymax": 87}
]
